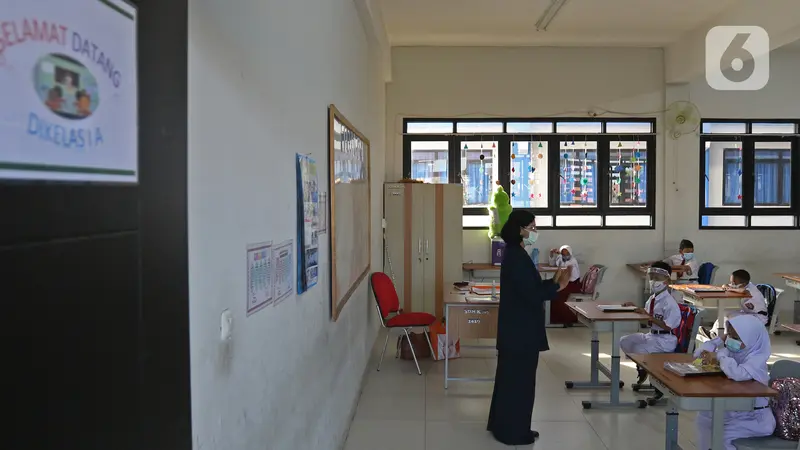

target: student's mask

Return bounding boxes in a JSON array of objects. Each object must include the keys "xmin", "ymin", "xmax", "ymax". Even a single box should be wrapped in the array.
[
  {"xmin": 523, "ymin": 231, "xmax": 539, "ymax": 246},
  {"xmin": 649, "ymin": 281, "xmax": 667, "ymax": 293},
  {"xmin": 682, "ymin": 252, "xmax": 694, "ymax": 261},
  {"xmin": 729, "ymin": 283, "xmax": 742, "ymax": 289},
  {"xmin": 562, "ymin": 255, "xmax": 571, "ymax": 261},
  {"xmin": 725, "ymin": 337, "xmax": 743, "ymax": 353}
]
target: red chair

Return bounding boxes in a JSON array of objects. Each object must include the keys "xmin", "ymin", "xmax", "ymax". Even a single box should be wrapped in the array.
[{"xmin": 370, "ymin": 272, "xmax": 436, "ymax": 375}]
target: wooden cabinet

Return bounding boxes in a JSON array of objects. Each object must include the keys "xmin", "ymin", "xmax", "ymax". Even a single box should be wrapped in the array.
[{"xmin": 384, "ymin": 183, "xmax": 463, "ymax": 318}]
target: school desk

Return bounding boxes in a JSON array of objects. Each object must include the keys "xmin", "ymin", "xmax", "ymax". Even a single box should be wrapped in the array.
[
  {"xmin": 460, "ymin": 264, "xmax": 563, "ymax": 328},
  {"xmin": 672, "ymin": 284, "xmax": 750, "ymax": 339},
  {"xmin": 629, "ymin": 353, "xmax": 777, "ymax": 450},
  {"xmin": 443, "ymin": 291, "xmax": 499, "ymax": 388},
  {"xmin": 775, "ymin": 274, "xmax": 800, "ymax": 337},
  {"xmin": 565, "ymin": 302, "xmax": 651, "ymax": 409}
]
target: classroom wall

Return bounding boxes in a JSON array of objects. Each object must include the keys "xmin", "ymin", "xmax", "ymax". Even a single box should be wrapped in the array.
[
  {"xmin": 386, "ymin": 46, "xmax": 800, "ymax": 311},
  {"xmin": 187, "ymin": 0, "xmax": 386, "ymax": 448}
]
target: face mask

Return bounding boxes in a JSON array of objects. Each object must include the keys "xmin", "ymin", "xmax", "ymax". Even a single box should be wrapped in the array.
[
  {"xmin": 649, "ymin": 281, "xmax": 667, "ymax": 293},
  {"xmin": 523, "ymin": 231, "xmax": 539, "ymax": 246},
  {"xmin": 729, "ymin": 283, "xmax": 741, "ymax": 289},
  {"xmin": 562, "ymin": 255, "xmax": 571, "ymax": 261},
  {"xmin": 682, "ymin": 252, "xmax": 694, "ymax": 261},
  {"xmin": 725, "ymin": 337, "xmax": 743, "ymax": 352}
]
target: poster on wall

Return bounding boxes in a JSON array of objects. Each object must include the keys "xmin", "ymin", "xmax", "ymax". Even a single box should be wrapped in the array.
[
  {"xmin": 273, "ymin": 239, "xmax": 294, "ymax": 304},
  {"xmin": 246, "ymin": 241, "xmax": 274, "ymax": 316},
  {"xmin": 0, "ymin": 0, "xmax": 138, "ymax": 183},
  {"xmin": 318, "ymin": 192, "xmax": 327, "ymax": 234},
  {"xmin": 296, "ymin": 154, "xmax": 319, "ymax": 294}
]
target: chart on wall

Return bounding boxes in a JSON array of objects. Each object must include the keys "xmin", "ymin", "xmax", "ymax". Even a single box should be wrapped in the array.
[
  {"xmin": 296, "ymin": 154, "xmax": 319, "ymax": 294},
  {"xmin": 0, "ymin": 0, "xmax": 138, "ymax": 183},
  {"xmin": 246, "ymin": 241, "xmax": 274, "ymax": 316},
  {"xmin": 328, "ymin": 105, "xmax": 371, "ymax": 321}
]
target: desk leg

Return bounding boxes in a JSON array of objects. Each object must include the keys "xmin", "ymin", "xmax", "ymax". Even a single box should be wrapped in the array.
[
  {"xmin": 565, "ymin": 330, "xmax": 612, "ymax": 389},
  {"xmin": 665, "ymin": 405, "xmax": 681, "ymax": 450},
  {"xmin": 711, "ymin": 398, "xmax": 724, "ymax": 450},
  {"xmin": 715, "ymin": 300, "xmax": 725, "ymax": 337},
  {"xmin": 580, "ymin": 322, "xmax": 638, "ymax": 409},
  {"xmin": 444, "ymin": 305, "xmax": 449, "ymax": 390}
]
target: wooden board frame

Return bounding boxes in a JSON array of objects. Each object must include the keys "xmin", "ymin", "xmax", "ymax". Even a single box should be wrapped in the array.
[{"xmin": 328, "ymin": 105, "xmax": 371, "ymax": 321}]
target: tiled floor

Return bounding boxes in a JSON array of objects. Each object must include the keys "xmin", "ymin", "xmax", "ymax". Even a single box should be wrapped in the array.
[{"xmin": 344, "ymin": 326, "xmax": 800, "ymax": 450}]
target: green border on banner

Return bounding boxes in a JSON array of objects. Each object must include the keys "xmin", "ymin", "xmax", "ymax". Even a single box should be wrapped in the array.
[
  {"xmin": 99, "ymin": 0, "xmax": 135, "ymax": 20},
  {"xmin": 0, "ymin": 162, "xmax": 136, "ymax": 176}
]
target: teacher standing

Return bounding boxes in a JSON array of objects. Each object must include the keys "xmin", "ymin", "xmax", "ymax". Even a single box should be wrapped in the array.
[{"xmin": 487, "ymin": 211, "xmax": 568, "ymax": 446}]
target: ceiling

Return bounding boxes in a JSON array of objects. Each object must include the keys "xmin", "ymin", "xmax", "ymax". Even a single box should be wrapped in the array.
[{"xmin": 380, "ymin": 0, "xmax": 739, "ymax": 47}]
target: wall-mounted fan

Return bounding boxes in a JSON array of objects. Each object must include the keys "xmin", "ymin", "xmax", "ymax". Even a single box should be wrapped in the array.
[{"xmin": 665, "ymin": 101, "xmax": 701, "ymax": 139}]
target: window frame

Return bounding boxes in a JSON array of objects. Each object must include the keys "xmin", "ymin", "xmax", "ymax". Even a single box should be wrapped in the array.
[
  {"xmin": 402, "ymin": 118, "xmax": 657, "ymax": 230},
  {"xmin": 698, "ymin": 119, "xmax": 800, "ymax": 230}
]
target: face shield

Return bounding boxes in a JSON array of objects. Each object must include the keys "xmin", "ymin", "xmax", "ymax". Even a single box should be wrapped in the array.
[{"xmin": 646, "ymin": 267, "xmax": 670, "ymax": 293}]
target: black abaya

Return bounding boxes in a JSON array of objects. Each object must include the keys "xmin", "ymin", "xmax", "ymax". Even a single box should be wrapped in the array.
[{"xmin": 487, "ymin": 245, "xmax": 559, "ymax": 446}]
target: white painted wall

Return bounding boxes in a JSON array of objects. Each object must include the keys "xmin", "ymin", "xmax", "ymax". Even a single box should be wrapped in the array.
[
  {"xmin": 386, "ymin": 46, "xmax": 800, "ymax": 311},
  {"xmin": 188, "ymin": 0, "xmax": 385, "ymax": 448}
]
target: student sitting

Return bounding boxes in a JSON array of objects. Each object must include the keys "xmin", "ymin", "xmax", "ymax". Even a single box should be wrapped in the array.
[
  {"xmin": 620, "ymin": 262, "xmax": 682, "ymax": 389},
  {"xmin": 547, "ymin": 245, "xmax": 581, "ymax": 325},
  {"xmin": 662, "ymin": 239, "xmax": 699, "ymax": 284},
  {"xmin": 700, "ymin": 269, "xmax": 768, "ymax": 340},
  {"xmin": 693, "ymin": 315, "xmax": 776, "ymax": 450}
]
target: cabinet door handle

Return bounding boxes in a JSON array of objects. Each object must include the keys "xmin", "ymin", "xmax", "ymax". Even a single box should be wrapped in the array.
[
  {"xmin": 418, "ymin": 239, "xmax": 422, "ymax": 255},
  {"xmin": 425, "ymin": 240, "xmax": 429, "ymax": 256}
]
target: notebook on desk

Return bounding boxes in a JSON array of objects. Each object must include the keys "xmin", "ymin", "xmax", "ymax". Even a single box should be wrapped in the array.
[
  {"xmin": 688, "ymin": 287, "xmax": 726, "ymax": 293},
  {"xmin": 597, "ymin": 305, "xmax": 637, "ymax": 312},
  {"xmin": 465, "ymin": 295, "xmax": 497, "ymax": 303},
  {"xmin": 664, "ymin": 361, "xmax": 723, "ymax": 377}
]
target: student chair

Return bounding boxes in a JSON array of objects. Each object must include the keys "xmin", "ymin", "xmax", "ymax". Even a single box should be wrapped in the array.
[
  {"xmin": 732, "ymin": 360, "xmax": 800, "ymax": 450},
  {"xmin": 633, "ymin": 305, "xmax": 704, "ymax": 407},
  {"xmin": 757, "ymin": 284, "xmax": 785, "ymax": 335},
  {"xmin": 568, "ymin": 264, "xmax": 607, "ymax": 302},
  {"xmin": 370, "ymin": 272, "xmax": 436, "ymax": 376},
  {"xmin": 698, "ymin": 262, "xmax": 718, "ymax": 285}
]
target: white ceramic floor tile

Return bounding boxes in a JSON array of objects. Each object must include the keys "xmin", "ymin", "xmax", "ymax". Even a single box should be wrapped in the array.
[
  {"xmin": 343, "ymin": 326, "xmax": 799, "ymax": 450},
  {"xmin": 519, "ymin": 421, "xmax": 608, "ymax": 450},
  {"xmin": 425, "ymin": 421, "xmax": 508, "ymax": 450},
  {"xmin": 344, "ymin": 420, "xmax": 424, "ymax": 450}
]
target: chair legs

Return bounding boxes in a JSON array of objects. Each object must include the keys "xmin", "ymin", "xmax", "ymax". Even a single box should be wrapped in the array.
[
  {"xmin": 377, "ymin": 330, "xmax": 391, "ymax": 372},
  {"xmin": 402, "ymin": 328, "xmax": 423, "ymax": 375},
  {"xmin": 424, "ymin": 327, "xmax": 435, "ymax": 357},
  {"xmin": 377, "ymin": 326, "xmax": 434, "ymax": 376}
]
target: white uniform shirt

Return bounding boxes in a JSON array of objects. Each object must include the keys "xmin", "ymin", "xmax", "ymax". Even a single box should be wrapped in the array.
[
  {"xmin": 549, "ymin": 254, "xmax": 581, "ymax": 282},
  {"xmin": 663, "ymin": 254, "xmax": 700, "ymax": 281},
  {"xmin": 644, "ymin": 289, "xmax": 682, "ymax": 332},
  {"xmin": 740, "ymin": 282, "xmax": 769, "ymax": 323}
]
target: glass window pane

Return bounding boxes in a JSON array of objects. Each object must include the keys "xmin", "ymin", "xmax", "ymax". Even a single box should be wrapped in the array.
[
  {"xmin": 754, "ymin": 142, "xmax": 792, "ymax": 207},
  {"xmin": 752, "ymin": 123, "xmax": 797, "ymax": 134},
  {"xmin": 460, "ymin": 141, "xmax": 498, "ymax": 208},
  {"xmin": 462, "ymin": 215, "xmax": 490, "ymax": 228},
  {"xmin": 533, "ymin": 215, "xmax": 553, "ymax": 227},
  {"xmin": 605, "ymin": 122, "xmax": 653, "ymax": 134},
  {"xmin": 510, "ymin": 141, "xmax": 548, "ymax": 208},
  {"xmin": 555, "ymin": 121, "xmax": 602, "ymax": 133},
  {"xmin": 456, "ymin": 122, "xmax": 503, "ymax": 133},
  {"xmin": 751, "ymin": 216, "xmax": 796, "ymax": 227},
  {"xmin": 605, "ymin": 215, "xmax": 652, "ymax": 227},
  {"xmin": 410, "ymin": 141, "xmax": 449, "ymax": 183},
  {"xmin": 506, "ymin": 122, "xmax": 553, "ymax": 134},
  {"xmin": 556, "ymin": 215, "xmax": 602, "ymax": 227},
  {"xmin": 406, "ymin": 122, "xmax": 454, "ymax": 134},
  {"xmin": 701, "ymin": 122, "xmax": 747, "ymax": 134},
  {"xmin": 559, "ymin": 141, "xmax": 597, "ymax": 208},
  {"xmin": 701, "ymin": 215, "xmax": 746, "ymax": 227},
  {"xmin": 609, "ymin": 141, "xmax": 648, "ymax": 207},
  {"xmin": 704, "ymin": 141, "xmax": 742, "ymax": 207}
]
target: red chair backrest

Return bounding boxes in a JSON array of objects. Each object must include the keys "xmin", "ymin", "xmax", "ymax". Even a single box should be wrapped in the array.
[{"xmin": 370, "ymin": 272, "xmax": 400, "ymax": 319}]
